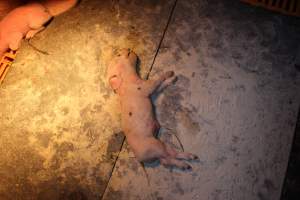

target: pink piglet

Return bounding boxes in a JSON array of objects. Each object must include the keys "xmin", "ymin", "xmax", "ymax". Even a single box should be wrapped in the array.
[{"xmin": 0, "ymin": 2, "xmax": 53, "ymax": 58}]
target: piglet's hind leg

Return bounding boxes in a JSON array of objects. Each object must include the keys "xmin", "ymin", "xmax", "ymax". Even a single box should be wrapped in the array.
[
  {"xmin": 160, "ymin": 157, "xmax": 192, "ymax": 170},
  {"xmin": 165, "ymin": 145, "xmax": 198, "ymax": 161},
  {"xmin": 160, "ymin": 144, "xmax": 198, "ymax": 170}
]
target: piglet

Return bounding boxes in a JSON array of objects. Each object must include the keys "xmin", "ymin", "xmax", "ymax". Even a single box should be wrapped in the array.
[
  {"xmin": 0, "ymin": 2, "xmax": 53, "ymax": 58},
  {"xmin": 107, "ymin": 49, "xmax": 198, "ymax": 170},
  {"xmin": 42, "ymin": 0, "xmax": 79, "ymax": 16}
]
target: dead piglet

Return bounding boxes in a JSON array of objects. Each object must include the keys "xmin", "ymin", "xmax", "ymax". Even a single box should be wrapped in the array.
[
  {"xmin": 0, "ymin": 2, "xmax": 53, "ymax": 57},
  {"xmin": 107, "ymin": 49, "xmax": 198, "ymax": 170}
]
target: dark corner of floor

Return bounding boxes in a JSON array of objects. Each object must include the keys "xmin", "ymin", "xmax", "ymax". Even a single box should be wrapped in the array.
[{"xmin": 281, "ymin": 108, "xmax": 300, "ymax": 200}]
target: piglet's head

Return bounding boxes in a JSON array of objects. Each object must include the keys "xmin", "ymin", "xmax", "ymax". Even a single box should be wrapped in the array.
[
  {"xmin": 107, "ymin": 50, "xmax": 139, "ymax": 93},
  {"xmin": 107, "ymin": 60, "xmax": 132, "ymax": 93}
]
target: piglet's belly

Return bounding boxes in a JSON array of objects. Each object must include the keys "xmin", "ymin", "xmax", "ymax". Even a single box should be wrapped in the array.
[{"xmin": 119, "ymin": 92, "xmax": 160, "ymax": 138}]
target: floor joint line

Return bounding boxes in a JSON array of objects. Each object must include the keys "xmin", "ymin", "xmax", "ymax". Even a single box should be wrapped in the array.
[
  {"xmin": 100, "ymin": 137, "xmax": 126, "ymax": 200},
  {"xmin": 145, "ymin": 0, "xmax": 178, "ymax": 80}
]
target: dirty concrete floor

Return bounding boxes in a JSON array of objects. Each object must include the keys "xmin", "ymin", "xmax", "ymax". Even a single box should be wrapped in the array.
[
  {"xmin": 0, "ymin": 0, "xmax": 300, "ymax": 200},
  {"xmin": 0, "ymin": 0, "xmax": 175, "ymax": 199}
]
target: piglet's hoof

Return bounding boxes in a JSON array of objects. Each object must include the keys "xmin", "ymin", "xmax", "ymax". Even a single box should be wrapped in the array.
[{"xmin": 182, "ymin": 165, "xmax": 192, "ymax": 171}]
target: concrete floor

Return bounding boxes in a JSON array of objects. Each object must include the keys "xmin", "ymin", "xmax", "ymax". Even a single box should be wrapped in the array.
[
  {"xmin": 0, "ymin": 0, "xmax": 300, "ymax": 200},
  {"xmin": 282, "ymin": 114, "xmax": 300, "ymax": 200}
]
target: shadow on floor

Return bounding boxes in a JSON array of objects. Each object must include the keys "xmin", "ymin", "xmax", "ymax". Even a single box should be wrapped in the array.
[{"xmin": 281, "ymin": 108, "xmax": 300, "ymax": 200}]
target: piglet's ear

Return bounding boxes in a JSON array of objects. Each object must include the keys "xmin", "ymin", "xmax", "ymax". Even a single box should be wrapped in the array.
[{"xmin": 109, "ymin": 75, "xmax": 122, "ymax": 91}]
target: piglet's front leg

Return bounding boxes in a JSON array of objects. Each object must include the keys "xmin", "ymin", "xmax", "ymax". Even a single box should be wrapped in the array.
[{"xmin": 142, "ymin": 71, "xmax": 175, "ymax": 97}]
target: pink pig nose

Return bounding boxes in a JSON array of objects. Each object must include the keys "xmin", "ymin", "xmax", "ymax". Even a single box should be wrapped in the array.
[{"xmin": 117, "ymin": 48, "xmax": 131, "ymax": 57}]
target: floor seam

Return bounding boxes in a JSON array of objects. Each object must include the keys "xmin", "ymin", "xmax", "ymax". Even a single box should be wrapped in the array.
[
  {"xmin": 145, "ymin": 0, "xmax": 178, "ymax": 80},
  {"xmin": 100, "ymin": 137, "xmax": 125, "ymax": 200}
]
